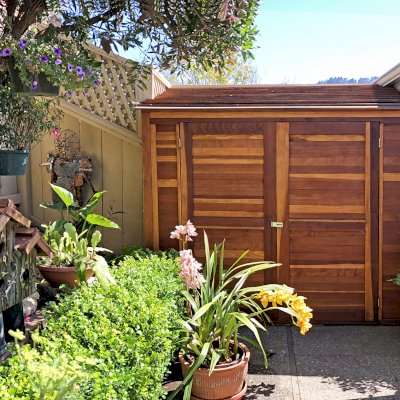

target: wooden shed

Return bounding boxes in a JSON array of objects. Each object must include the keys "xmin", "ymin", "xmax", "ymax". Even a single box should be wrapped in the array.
[{"xmin": 139, "ymin": 84, "xmax": 400, "ymax": 324}]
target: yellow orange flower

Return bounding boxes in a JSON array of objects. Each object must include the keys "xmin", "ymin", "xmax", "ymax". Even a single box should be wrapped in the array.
[{"xmin": 256, "ymin": 287, "xmax": 313, "ymax": 335}]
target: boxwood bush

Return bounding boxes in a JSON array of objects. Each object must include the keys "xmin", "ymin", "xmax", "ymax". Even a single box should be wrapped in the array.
[{"xmin": 0, "ymin": 253, "xmax": 183, "ymax": 399}]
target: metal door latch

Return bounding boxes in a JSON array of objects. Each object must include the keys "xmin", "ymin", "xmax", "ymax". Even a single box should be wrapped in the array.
[{"xmin": 271, "ymin": 221, "xmax": 284, "ymax": 228}]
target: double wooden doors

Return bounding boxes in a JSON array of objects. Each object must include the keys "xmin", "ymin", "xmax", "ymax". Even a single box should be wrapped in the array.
[{"xmin": 148, "ymin": 120, "xmax": 379, "ymax": 322}]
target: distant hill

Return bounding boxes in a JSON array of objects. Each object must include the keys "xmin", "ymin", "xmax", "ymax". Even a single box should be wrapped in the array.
[{"xmin": 317, "ymin": 76, "xmax": 379, "ymax": 84}]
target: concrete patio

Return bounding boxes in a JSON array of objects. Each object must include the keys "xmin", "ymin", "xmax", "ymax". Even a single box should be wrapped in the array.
[{"xmin": 246, "ymin": 326, "xmax": 400, "ymax": 400}]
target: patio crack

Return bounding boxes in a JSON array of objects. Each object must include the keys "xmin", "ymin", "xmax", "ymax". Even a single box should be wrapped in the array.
[{"xmin": 287, "ymin": 327, "xmax": 302, "ymax": 400}]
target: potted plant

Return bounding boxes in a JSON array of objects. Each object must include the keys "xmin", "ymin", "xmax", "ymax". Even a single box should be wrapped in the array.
[
  {"xmin": 37, "ymin": 222, "xmax": 115, "ymax": 287},
  {"xmin": 37, "ymin": 183, "xmax": 119, "ymax": 287},
  {"xmin": 0, "ymin": 22, "xmax": 101, "ymax": 97},
  {"xmin": 168, "ymin": 221, "xmax": 313, "ymax": 400},
  {"xmin": 0, "ymin": 84, "xmax": 61, "ymax": 175}
]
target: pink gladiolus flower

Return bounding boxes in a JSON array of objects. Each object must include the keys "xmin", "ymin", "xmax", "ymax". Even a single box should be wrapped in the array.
[
  {"xmin": 170, "ymin": 224, "xmax": 187, "ymax": 240},
  {"xmin": 170, "ymin": 220, "xmax": 198, "ymax": 242},
  {"xmin": 185, "ymin": 220, "xmax": 197, "ymax": 242},
  {"xmin": 179, "ymin": 249, "xmax": 205, "ymax": 289}
]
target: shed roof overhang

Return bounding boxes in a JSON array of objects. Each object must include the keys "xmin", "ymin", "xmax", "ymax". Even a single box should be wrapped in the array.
[
  {"xmin": 138, "ymin": 84, "xmax": 400, "ymax": 110},
  {"xmin": 374, "ymin": 63, "xmax": 400, "ymax": 90}
]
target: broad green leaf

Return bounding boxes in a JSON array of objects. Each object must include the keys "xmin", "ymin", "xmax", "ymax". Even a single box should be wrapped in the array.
[
  {"xmin": 91, "ymin": 230, "xmax": 102, "ymax": 249},
  {"xmin": 91, "ymin": 255, "xmax": 116, "ymax": 287},
  {"xmin": 86, "ymin": 214, "xmax": 119, "ymax": 229},
  {"xmin": 64, "ymin": 223, "xmax": 77, "ymax": 242},
  {"xmin": 50, "ymin": 183, "xmax": 76, "ymax": 207},
  {"xmin": 40, "ymin": 201, "xmax": 66, "ymax": 211},
  {"xmin": 75, "ymin": 260, "xmax": 87, "ymax": 284},
  {"xmin": 80, "ymin": 191, "xmax": 106, "ymax": 216}
]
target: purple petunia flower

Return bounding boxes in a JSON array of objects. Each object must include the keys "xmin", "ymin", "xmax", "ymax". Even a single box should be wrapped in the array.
[
  {"xmin": 67, "ymin": 63, "xmax": 73, "ymax": 72},
  {"xmin": 18, "ymin": 40, "xmax": 28, "ymax": 50},
  {"xmin": 53, "ymin": 47, "xmax": 62, "ymax": 57},
  {"xmin": 1, "ymin": 48, "xmax": 12, "ymax": 57},
  {"xmin": 85, "ymin": 67, "xmax": 92, "ymax": 77},
  {"xmin": 93, "ymin": 79, "xmax": 101, "ymax": 87},
  {"xmin": 55, "ymin": 59, "xmax": 62, "ymax": 65},
  {"xmin": 66, "ymin": 90, "xmax": 73, "ymax": 99},
  {"xmin": 75, "ymin": 66, "xmax": 83, "ymax": 75},
  {"xmin": 31, "ymin": 81, "xmax": 38, "ymax": 90},
  {"xmin": 39, "ymin": 55, "xmax": 49, "ymax": 62},
  {"xmin": 80, "ymin": 71, "xmax": 86, "ymax": 79}
]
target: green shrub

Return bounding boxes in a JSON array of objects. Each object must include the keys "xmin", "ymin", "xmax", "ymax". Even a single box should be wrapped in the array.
[{"xmin": 0, "ymin": 254, "xmax": 183, "ymax": 399}]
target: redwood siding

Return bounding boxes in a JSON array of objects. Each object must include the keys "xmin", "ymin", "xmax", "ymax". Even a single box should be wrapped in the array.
[
  {"xmin": 143, "ymin": 111, "xmax": 400, "ymax": 323},
  {"xmin": 381, "ymin": 124, "xmax": 400, "ymax": 320}
]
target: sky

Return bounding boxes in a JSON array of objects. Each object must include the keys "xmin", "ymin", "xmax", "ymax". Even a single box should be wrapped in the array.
[{"xmin": 255, "ymin": 0, "xmax": 400, "ymax": 83}]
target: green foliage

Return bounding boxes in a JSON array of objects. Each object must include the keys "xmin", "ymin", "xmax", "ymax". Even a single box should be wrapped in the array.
[
  {"xmin": 0, "ymin": 83, "xmax": 62, "ymax": 149},
  {"xmin": 389, "ymin": 272, "xmax": 400, "ymax": 286},
  {"xmin": 164, "ymin": 53, "xmax": 259, "ymax": 85},
  {"xmin": 0, "ymin": 26, "xmax": 101, "ymax": 93},
  {"xmin": 0, "ymin": 254, "xmax": 183, "ymax": 399},
  {"xmin": 39, "ymin": 222, "xmax": 115, "ymax": 287},
  {"xmin": 41, "ymin": 183, "xmax": 119, "ymax": 237},
  {"xmin": 120, "ymin": 246, "xmax": 179, "ymax": 260},
  {"xmin": 1, "ymin": 1, "xmax": 260, "ymax": 83}
]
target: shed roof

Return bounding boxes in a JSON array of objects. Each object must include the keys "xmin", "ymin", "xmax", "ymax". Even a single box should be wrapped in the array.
[{"xmin": 139, "ymin": 84, "xmax": 400, "ymax": 109}]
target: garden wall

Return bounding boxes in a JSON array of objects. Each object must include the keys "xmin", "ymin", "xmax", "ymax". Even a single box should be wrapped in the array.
[{"xmin": 18, "ymin": 103, "xmax": 143, "ymax": 252}]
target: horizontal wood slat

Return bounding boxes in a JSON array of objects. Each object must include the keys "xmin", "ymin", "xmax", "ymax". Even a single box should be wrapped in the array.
[
  {"xmin": 381, "ymin": 124, "xmax": 400, "ymax": 319},
  {"xmin": 288, "ymin": 122, "xmax": 369, "ymax": 322}
]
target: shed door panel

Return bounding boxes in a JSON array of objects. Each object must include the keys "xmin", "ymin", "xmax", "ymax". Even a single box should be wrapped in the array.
[
  {"xmin": 287, "ymin": 122, "xmax": 372, "ymax": 322},
  {"xmin": 381, "ymin": 124, "xmax": 400, "ymax": 320},
  {"xmin": 185, "ymin": 122, "xmax": 276, "ymax": 286}
]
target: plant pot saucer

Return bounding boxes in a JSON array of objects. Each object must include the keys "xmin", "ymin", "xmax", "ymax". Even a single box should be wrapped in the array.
[{"xmin": 190, "ymin": 381, "xmax": 248, "ymax": 400}]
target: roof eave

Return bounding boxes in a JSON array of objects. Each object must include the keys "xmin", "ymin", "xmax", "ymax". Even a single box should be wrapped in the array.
[
  {"xmin": 137, "ymin": 103, "xmax": 400, "ymax": 110},
  {"xmin": 375, "ymin": 63, "xmax": 400, "ymax": 88}
]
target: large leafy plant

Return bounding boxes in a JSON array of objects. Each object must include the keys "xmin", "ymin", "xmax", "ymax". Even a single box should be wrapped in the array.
[
  {"xmin": 169, "ymin": 221, "xmax": 313, "ymax": 399},
  {"xmin": 41, "ymin": 183, "xmax": 119, "ymax": 238},
  {"xmin": 39, "ymin": 222, "xmax": 115, "ymax": 286}
]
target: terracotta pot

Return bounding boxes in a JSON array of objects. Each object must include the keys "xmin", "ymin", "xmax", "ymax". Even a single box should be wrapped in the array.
[
  {"xmin": 37, "ymin": 265, "xmax": 93, "ymax": 288},
  {"xmin": 180, "ymin": 343, "xmax": 250, "ymax": 400}
]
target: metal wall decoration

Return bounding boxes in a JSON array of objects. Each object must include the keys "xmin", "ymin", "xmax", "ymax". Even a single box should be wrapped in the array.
[{"xmin": 43, "ymin": 129, "xmax": 93, "ymax": 206}]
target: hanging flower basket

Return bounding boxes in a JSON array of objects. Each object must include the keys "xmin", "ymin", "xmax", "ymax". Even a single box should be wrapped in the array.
[
  {"xmin": 0, "ymin": 150, "xmax": 29, "ymax": 176},
  {"xmin": 7, "ymin": 59, "xmax": 59, "ymax": 97}
]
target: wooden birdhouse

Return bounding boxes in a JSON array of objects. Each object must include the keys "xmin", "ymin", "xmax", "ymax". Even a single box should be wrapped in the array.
[{"xmin": 0, "ymin": 199, "xmax": 52, "ymax": 312}]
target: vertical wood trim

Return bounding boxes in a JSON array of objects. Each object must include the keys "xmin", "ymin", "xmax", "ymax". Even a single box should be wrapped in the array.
[
  {"xmin": 142, "ymin": 112, "xmax": 153, "ymax": 248},
  {"xmin": 364, "ymin": 122, "xmax": 373, "ymax": 321},
  {"xmin": 180, "ymin": 123, "xmax": 188, "ymax": 224},
  {"xmin": 176, "ymin": 124, "xmax": 182, "ymax": 227},
  {"xmin": 370, "ymin": 122, "xmax": 380, "ymax": 321},
  {"xmin": 378, "ymin": 123, "xmax": 384, "ymax": 320},
  {"xmin": 150, "ymin": 124, "xmax": 159, "ymax": 249},
  {"xmin": 276, "ymin": 122, "xmax": 290, "ymax": 284},
  {"xmin": 264, "ymin": 123, "xmax": 277, "ymax": 284}
]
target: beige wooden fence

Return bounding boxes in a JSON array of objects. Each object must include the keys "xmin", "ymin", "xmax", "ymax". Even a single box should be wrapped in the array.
[{"xmin": 17, "ymin": 47, "xmax": 170, "ymax": 252}]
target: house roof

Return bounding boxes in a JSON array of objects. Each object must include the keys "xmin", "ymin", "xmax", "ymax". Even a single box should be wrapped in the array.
[{"xmin": 138, "ymin": 84, "xmax": 400, "ymax": 109}]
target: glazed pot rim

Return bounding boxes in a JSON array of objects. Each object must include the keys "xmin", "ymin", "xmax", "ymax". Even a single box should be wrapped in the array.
[{"xmin": 179, "ymin": 342, "xmax": 250, "ymax": 372}]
